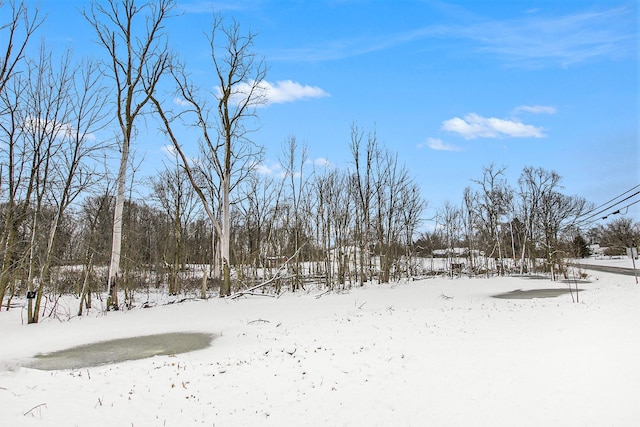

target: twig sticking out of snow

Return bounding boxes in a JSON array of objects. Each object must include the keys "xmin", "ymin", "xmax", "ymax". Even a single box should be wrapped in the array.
[{"xmin": 23, "ymin": 403, "xmax": 46, "ymax": 417}]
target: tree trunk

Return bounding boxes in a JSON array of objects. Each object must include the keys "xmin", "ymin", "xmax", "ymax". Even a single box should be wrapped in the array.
[
  {"xmin": 107, "ymin": 136, "xmax": 129, "ymax": 310},
  {"xmin": 220, "ymin": 174, "xmax": 231, "ymax": 296}
]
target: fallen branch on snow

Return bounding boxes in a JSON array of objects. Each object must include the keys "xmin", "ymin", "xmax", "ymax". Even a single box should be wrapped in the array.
[
  {"xmin": 227, "ymin": 244, "xmax": 306, "ymax": 300},
  {"xmin": 314, "ymin": 289, "xmax": 331, "ymax": 299},
  {"xmin": 24, "ymin": 403, "xmax": 46, "ymax": 417},
  {"xmin": 239, "ymin": 292, "xmax": 277, "ymax": 298}
]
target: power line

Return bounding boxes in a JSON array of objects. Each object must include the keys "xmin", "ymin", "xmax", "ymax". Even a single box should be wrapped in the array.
[
  {"xmin": 577, "ymin": 196, "xmax": 640, "ymax": 228},
  {"xmin": 574, "ymin": 188, "xmax": 640, "ymax": 227},
  {"xmin": 579, "ymin": 190, "xmax": 640, "ymax": 223},
  {"xmin": 599, "ymin": 198, "xmax": 640, "ymax": 219},
  {"xmin": 615, "ymin": 198, "xmax": 640, "ymax": 213},
  {"xmin": 576, "ymin": 184, "xmax": 640, "ymax": 221}
]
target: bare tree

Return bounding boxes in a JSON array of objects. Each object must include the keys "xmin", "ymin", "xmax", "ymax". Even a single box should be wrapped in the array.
[
  {"xmin": 399, "ymin": 181, "xmax": 426, "ymax": 280},
  {"xmin": 374, "ymin": 150, "xmax": 412, "ymax": 283},
  {"xmin": 208, "ymin": 15, "xmax": 267, "ymax": 296},
  {"xmin": 4, "ymin": 42, "xmax": 111, "ymax": 323},
  {"xmin": 77, "ymin": 189, "xmax": 114, "ymax": 316},
  {"xmin": 539, "ymin": 191, "xmax": 586, "ymax": 280},
  {"xmin": 331, "ymin": 171, "xmax": 352, "ymax": 287},
  {"xmin": 437, "ymin": 200, "xmax": 462, "ymax": 276},
  {"xmin": 0, "ymin": 0, "xmax": 43, "ymax": 311},
  {"xmin": 280, "ymin": 136, "xmax": 310, "ymax": 290},
  {"xmin": 517, "ymin": 167, "xmax": 559, "ymax": 273},
  {"xmin": 0, "ymin": 69, "xmax": 30, "ymax": 311},
  {"xmin": 84, "ymin": 0, "xmax": 175, "ymax": 310},
  {"xmin": 350, "ymin": 124, "xmax": 377, "ymax": 286},
  {"xmin": 0, "ymin": 0, "xmax": 43, "ymax": 96},
  {"xmin": 517, "ymin": 166, "xmax": 566, "ymax": 274},
  {"xmin": 234, "ymin": 172, "xmax": 281, "ymax": 282},
  {"xmin": 462, "ymin": 187, "xmax": 479, "ymax": 272},
  {"xmin": 151, "ymin": 14, "xmax": 267, "ymax": 296},
  {"xmin": 30, "ymin": 54, "xmax": 110, "ymax": 323},
  {"xmin": 469, "ymin": 164, "xmax": 513, "ymax": 273},
  {"xmin": 150, "ymin": 154, "xmax": 200, "ymax": 295},
  {"xmin": 597, "ymin": 218, "xmax": 639, "ymax": 255},
  {"xmin": 312, "ymin": 167, "xmax": 351, "ymax": 288}
]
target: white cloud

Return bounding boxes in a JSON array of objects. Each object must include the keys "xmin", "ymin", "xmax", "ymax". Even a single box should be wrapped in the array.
[
  {"xmin": 441, "ymin": 113, "xmax": 545, "ymax": 139},
  {"xmin": 263, "ymin": 80, "xmax": 330, "ymax": 104},
  {"xmin": 253, "ymin": 163, "xmax": 276, "ymax": 175},
  {"xmin": 173, "ymin": 97, "xmax": 192, "ymax": 107},
  {"xmin": 311, "ymin": 157, "xmax": 332, "ymax": 168},
  {"xmin": 23, "ymin": 116, "xmax": 75, "ymax": 138},
  {"xmin": 255, "ymin": 157, "xmax": 332, "ymax": 177},
  {"xmin": 252, "ymin": 160, "xmax": 284, "ymax": 176},
  {"xmin": 228, "ymin": 80, "xmax": 330, "ymax": 107},
  {"xmin": 512, "ymin": 105, "xmax": 556, "ymax": 115},
  {"xmin": 161, "ymin": 145, "xmax": 177, "ymax": 157},
  {"xmin": 419, "ymin": 137, "xmax": 460, "ymax": 152}
]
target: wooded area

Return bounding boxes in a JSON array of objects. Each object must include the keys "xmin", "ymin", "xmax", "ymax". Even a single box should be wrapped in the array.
[{"xmin": 1, "ymin": 1, "xmax": 637, "ymax": 323}]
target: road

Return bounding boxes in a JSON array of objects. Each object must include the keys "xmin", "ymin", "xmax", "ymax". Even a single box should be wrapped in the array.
[{"xmin": 572, "ymin": 263, "xmax": 638, "ymax": 277}]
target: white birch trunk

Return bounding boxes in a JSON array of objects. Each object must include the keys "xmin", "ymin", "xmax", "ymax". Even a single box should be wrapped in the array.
[
  {"xmin": 107, "ymin": 138, "xmax": 129, "ymax": 309},
  {"xmin": 220, "ymin": 173, "xmax": 231, "ymax": 296}
]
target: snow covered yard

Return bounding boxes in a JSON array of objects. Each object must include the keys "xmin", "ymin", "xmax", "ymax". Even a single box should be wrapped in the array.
[{"xmin": 1, "ymin": 272, "xmax": 639, "ymax": 426}]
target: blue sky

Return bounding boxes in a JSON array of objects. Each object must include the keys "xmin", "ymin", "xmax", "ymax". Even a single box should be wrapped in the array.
[{"xmin": 23, "ymin": 0, "xmax": 640, "ymax": 225}]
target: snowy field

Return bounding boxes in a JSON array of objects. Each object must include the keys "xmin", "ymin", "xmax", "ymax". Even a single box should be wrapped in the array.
[{"xmin": 1, "ymin": 265, "xmax": 639, "ymax": 426}]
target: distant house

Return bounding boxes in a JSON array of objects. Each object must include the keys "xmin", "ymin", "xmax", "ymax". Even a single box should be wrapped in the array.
[
  {"xmin": 432, "ymin": 247, "xmax": 468, "ymax": 258},
  {"xmin": 588, "ymin": 244, "xmax": 603, "ymax": 256}
]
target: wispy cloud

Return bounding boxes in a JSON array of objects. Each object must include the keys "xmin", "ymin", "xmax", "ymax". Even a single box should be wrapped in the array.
[
  {"xmin": 311, "ymin": 157, "xmax": 332, "ymax": 168},
  {"xmin": 161, "ymin": 145, "xmax": 177, "ymax": 157},
  {"xmin": 161, "ymin": 144, "xmax": 199, "ymax": 165},
  {"xmin": 305, "ymin": 157, "xmax": 334, "ymax": 169},
  {"xmin": 467, "ymin": 6, "xmax": 636, "ymax": 67},
  {"xmin": 274, "ymin": 4, "xmax": 635, "ymax": 68},
  {"xmin": 512, "ymin": 105, "xmax": 557, "ymax": 115},
  {"xmin": 271, "ymin": 30, "xmax": 434, "ymax": 62},
  {"xmin": 173, "ymin": 97, "xmax": 192, "ymax": 107},
  {"xmin": 442, "ymin": 113, "xmax": 545, "ymax": 139},
  {"xmin": 419, "ymin": 137, "xmax": 460, "ymax": 152},
  {"xmin": 179, "ymin": 1, "xmax": 255, "ymax": 14}
]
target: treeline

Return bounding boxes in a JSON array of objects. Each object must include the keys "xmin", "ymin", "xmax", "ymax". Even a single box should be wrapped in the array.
[
  {"xmin": 0, "ymin": 130, "xmax": 425, "ymax": 309},
  {"xmin": 417, "ymin": 164, "xmax": 638, "ymax": 278}
]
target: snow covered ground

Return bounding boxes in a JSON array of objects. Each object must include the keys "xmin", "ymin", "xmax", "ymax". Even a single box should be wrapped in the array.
[{"xmin": 1, "ymin": 265, "xmax": 639, "ymax": 426}]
